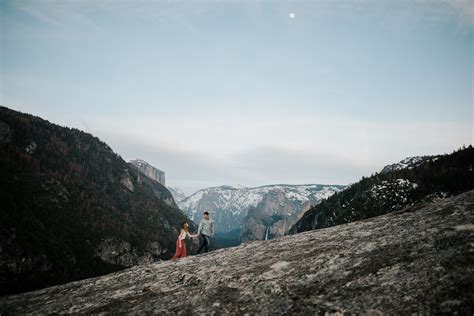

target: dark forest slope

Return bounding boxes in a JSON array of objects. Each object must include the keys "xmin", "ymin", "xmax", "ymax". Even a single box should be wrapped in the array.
[
  {"xmin": 0, "ymin": 106, "xmax": 196, "ymax": 295},
  {"xmin": 290, "ymin": 146, "xmax": 473, "ymax": 234}
]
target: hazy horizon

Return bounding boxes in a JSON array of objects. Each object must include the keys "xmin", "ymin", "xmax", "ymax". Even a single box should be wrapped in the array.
[{"xmin": 1, "ymin": 0, "xmax": 472, "ymax": 195}]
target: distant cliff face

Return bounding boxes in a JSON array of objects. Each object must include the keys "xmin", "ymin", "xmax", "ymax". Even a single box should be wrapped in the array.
[
  {"xmin": 0, "ymin": 106, "xmax": 196, "ymax": 296},
  {"xmin": 178, "ymin": 184, "xmax": 344, "ymax": 236},
  {"xmin": 240, "ymin": 186, "xmax": 343, "ymax": 243},
  {"xmin": 126, "ymin": 160, "xmax": 186, "ymax": 206},
  {"xmin": 2, "ymin": 190, "xmax": 472, "ymax": 314},
  {"xmin": 167, "ymin": 186, "xmax": 187, "ymax": 203},
  {"xmin": 290, "ymin": 146, "xmax": 474, "ymax": 234},
  {"xmin": 179, "ymin": 186, "xmax": 246, "ymax": 233},
  {"xmin": 128, "ymin": 159, "xmax": 166, "ymax": 186}
]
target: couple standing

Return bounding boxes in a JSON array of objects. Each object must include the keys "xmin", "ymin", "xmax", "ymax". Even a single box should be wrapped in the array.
[{"xmin": 172, "ymin": 211, "xmax": 215, "ymax": 260}]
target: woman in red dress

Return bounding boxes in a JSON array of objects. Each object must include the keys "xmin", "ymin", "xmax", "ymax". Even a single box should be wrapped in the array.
[{"xmin": 172, "ymin": 222, "xmax": 197, "ymax": 260}]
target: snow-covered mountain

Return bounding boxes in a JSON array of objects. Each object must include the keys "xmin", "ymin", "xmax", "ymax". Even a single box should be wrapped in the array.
[
  {"xmin": 380, "ymin": 156, "xmax": 437, "ymax": 174},
  {"xmin": 178, "ymin": 184, "xmax": 345, "ymax": 238},
  {"xmin": 167, "ymin": 186, "xmax": 187, "ymax": 203}
]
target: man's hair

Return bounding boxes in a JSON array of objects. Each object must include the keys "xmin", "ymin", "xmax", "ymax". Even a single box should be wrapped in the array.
[{"xmin": 203, "ymin": 211, "xmax": 209, "ymax": 215}]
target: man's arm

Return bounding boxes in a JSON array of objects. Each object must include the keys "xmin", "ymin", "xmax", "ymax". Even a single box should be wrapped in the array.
[{"xmin": 211, "ymin": 220, "xmax": 215, "ymax": 237}]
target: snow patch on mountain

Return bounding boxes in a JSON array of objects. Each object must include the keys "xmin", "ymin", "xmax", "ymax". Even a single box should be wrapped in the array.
[
  {"xmin": 178, "ymin": 184, "xmax": 345, "ymax": 233},
  {"xmin": 380, "ymin": 156, "xmax": 436, "ymax": 174},
  {"xmin": 167, "ymin": 186, "xmax": 187, "ymax": 203}
]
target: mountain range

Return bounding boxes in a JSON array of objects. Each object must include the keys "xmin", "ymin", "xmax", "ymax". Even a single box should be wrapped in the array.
[{"xmin": 177, "ymin": 184, "xmax": 345, "ymax": 243}]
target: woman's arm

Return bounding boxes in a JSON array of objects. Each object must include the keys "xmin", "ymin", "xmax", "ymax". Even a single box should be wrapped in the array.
[
  {"xmin": 178, "ymin": 230, "xmax": 184, "ymax": 247},
  {"xmin": 188, "ymin": 232, "xmax": 198, "ymax": 238}
]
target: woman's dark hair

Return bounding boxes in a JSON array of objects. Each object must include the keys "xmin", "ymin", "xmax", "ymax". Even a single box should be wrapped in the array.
[{"xmin": 181, "ymin": 222, "xmax": 188, "ymax": 230}]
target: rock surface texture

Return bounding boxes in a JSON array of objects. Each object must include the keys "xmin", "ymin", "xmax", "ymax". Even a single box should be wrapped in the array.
[{"xmin": 1, "ymin": 190, "xmax": 473, "ymax": 314}]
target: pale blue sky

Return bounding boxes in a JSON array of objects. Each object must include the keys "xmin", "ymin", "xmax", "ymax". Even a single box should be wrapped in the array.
[{"xmin": 1, "ymin": 0, "xmax": 472, "ymax": 194}]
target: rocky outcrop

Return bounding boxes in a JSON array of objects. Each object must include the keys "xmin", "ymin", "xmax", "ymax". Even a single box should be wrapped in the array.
[
  {"xmin": 95, "ymin": 239, "xmax": 168, "ymax": 267},
  {"xmin": 2, "ymin": 190, "xmax": 472, "ymax": 314},
  {"xmin": 120, "ymin": 169, "xmax": 135, "ymax": 192},
  {"xmin": 129, "ymin": 159, "xmax": 166, "ymax": 186}
]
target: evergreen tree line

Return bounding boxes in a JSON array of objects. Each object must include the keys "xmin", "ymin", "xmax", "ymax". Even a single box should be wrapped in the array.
[{"xmin": 290, "ymin": 145, "xmax": 474, "ymax": 234}]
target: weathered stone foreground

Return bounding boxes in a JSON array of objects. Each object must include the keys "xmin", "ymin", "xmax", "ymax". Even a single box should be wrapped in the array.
[{"xmin": 2, "ymin": 191, "xmax": 474, "ymax": 314}]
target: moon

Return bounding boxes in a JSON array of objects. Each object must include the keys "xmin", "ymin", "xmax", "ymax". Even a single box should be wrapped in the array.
[{"xmin": 289, "ymin": 12, "xmax": 295, "ymax": 18}]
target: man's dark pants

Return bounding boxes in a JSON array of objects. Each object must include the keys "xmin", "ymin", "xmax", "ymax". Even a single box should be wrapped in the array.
[{"xmin": 197, "ymin": 234, "xmax": 210, "ymax": 253}]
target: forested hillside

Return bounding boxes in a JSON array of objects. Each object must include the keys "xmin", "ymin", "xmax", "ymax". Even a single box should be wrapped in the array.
[
  {"xmin": 290, "ymin": 146, "xmax": 474, "ymax": 234},
  {"xmin": 0, "ymin": 106, "xmax": 196, "ymax": 295}
]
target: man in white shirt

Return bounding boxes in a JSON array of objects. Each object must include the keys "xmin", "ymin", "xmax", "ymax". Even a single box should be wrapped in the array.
[{"xmin": 197, "ymin": 211, "xmax": 215, "ymax": 253}]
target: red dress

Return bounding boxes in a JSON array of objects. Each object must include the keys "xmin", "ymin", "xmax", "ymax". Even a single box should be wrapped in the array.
[
  {"xmin": 172, "ymin": 230, "xmax": 189, "ymax": 260},
  {"xmin": 172, "ymin": 239, "xmax": 187, "ymax": 259}
]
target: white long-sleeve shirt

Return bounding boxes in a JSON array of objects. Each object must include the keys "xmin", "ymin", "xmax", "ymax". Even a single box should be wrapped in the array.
[{"xmin": 198, "ymin": 218, "xmax": 215, "ymax": 236}]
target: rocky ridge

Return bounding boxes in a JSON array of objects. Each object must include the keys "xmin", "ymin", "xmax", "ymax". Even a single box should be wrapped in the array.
[
  {"xmin": 2, "ymin": 190, "xmax": 473, "ymax": 314},
  {"xmin": 380, "ymin": 156, "xmax": 435, "ymax": 174}
]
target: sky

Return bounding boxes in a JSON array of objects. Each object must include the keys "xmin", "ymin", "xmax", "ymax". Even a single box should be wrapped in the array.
[{"xmin": 1, "ymin": 0, "xmax": 473, "ymax": 195}]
